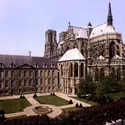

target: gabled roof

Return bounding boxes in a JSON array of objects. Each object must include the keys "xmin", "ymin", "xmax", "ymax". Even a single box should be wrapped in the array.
[
  {"xmin": 90, "ymin": 23, "xmax": 116, "ymax": 38},
  {"xmin": 58, "ymin": 48, "xmax": 85, "ymax": 62}
]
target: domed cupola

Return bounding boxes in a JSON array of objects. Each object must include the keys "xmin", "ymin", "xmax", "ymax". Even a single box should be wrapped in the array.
[{"xmin": 88, "ymin": 22, "xmax": 92, "ymax": 27}]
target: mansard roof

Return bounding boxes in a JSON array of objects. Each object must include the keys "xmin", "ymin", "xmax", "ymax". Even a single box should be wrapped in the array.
[
  {"xmin": 90, "ymin": 23, "xmax": 116, "ymax": 38},
  {"xmin": 0, "ymin": 54, "xmax": 57, "ymax": 68},
  {"xmin": 58, "ymin": 48, "xmax": 85, "ymax": 62}
]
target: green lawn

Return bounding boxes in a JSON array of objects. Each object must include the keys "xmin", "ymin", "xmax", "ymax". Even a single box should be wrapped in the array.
[
  {"xmin": 0, "ymin": 98, "xmax": 31, "ymax": 114},
  {"xmin": 35, "ymin": 95, "xmax": 69, "ymax": 106},
  {"xmin": 70, "ymin": 97, "xmax": 98, "ymax": 106},
  {"xmin": 63, "ymin": 107, "xmax": 81, "ymax": 112}
]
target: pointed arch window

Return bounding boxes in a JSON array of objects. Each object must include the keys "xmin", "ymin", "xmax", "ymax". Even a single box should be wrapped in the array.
[
  {"xmin": 74, "ymin": 63, "xmax": 78, "ymax": 77},
  {"xmin": 69, "ymin": 63, "xmax": 73, "ymax": 77},
  {"xmin": 61, "ymin": 65, "xmax": 63, "ymax": 76},
  {"xmin": 81, "ymin": 63, "xmax": 84, "ymax": 77},
  {"xmin": 109, "ymin": 41, "xmax": 115, "ymax": 59}
]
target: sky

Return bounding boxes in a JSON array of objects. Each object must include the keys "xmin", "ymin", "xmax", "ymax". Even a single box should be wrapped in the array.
[{"xmin": 0, "ymin": 0, "xmax": 124, "ymax": 56}]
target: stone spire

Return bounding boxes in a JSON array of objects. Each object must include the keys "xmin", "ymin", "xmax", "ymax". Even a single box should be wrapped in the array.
[{"xmin": 107, "ymin": 1, "xmax": 113, "ymax": 25}]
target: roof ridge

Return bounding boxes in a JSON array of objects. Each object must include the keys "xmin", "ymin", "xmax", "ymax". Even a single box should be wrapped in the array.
[
  {"xmin": 71, "ymin": 25, "xmax": 86, "ymax": 30},
  {"xmin": 0, "ymin": 54, "xmax": 30, "ymax": 57},
  {"xmin": 93, "ymin": 22, "xmax": 107, "ymax": 29}
]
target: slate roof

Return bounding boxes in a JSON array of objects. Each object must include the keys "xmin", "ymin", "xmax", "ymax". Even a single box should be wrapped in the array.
[
  {"xmin": 71, "ymin": 26, "xmax": 88, "ymax": 39},
  {"xmin": 90, "ymin": 23, "xmax": 116, "ymax": 38},
  {"xmin": 58, "ymin": 48, "xmax": 85, "ymax": 62},
  {"xmin": 0, "ymin": 54, "xmax": 57, "ymax": 68}
]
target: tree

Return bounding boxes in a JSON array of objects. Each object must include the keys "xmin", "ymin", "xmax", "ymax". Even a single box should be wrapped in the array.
[{"xmin": 77, "ymin": 76, "xmax": 96, "ymax": 98}]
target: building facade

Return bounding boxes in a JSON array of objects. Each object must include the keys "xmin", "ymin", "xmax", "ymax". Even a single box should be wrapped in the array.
[{"xmin": 0, "ymin": 55, "xmax": 59, "ymax": 96}]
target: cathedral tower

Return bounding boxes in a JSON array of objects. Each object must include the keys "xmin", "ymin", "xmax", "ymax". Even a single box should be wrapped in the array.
[{"xmin": 44, "ymin": 29, "xmax": 57, "ymax": 58}]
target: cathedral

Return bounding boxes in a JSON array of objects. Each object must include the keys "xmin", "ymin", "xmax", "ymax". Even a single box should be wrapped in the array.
[
  {"xmin": 0, "ymin": 2, "xmax": 125, "ymax": 96},
  {"xmin": 44, "ymin": 2, "xmax": 125, "ymax": 94}
]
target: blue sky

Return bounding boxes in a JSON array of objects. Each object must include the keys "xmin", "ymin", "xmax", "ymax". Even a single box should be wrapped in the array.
[{"xmin": 0, "ymin": 0, "xmax": 124, "ymax": 56}]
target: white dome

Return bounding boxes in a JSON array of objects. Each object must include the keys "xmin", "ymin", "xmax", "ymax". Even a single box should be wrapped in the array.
[{"xmin": 58, "ymin": 48, "xmax": 85, "ymax": 62}]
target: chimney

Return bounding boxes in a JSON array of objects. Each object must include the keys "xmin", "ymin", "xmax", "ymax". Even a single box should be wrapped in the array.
[{"xmin": 29, "ymin": 51, "xmax": 31, "ymax": 57}]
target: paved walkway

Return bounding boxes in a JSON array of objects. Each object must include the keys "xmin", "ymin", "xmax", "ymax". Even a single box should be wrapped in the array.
[
  {"xmin": 5, "ymin": 112, "xmax": 26, "ymax": 118},
  {"xmin": 55, "ymin": 92, "xmax": 91, "ymax": 107},
  {"xmin": 26, "ymin": 97, "xmax": 40, "ymax": 105}
]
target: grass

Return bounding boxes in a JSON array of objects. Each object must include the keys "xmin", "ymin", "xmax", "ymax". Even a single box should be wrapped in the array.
[
  {"xmin": 70, "ymin": 97, "xmax": 98, "ymax": 106},
  {"xmin": 62, "ymin": 107, "xmax": 81, "ymax": 112},
  {"xmin": 0, "ymin": 98, "xmax": 31, "ymax": 114},
  {"xmin": 35, "ymin": 95, "xmax": 69, "ymax": 106}
]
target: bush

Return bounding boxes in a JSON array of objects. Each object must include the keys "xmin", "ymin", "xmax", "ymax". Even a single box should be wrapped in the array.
[
  {"xmin": 79, "ymin": 103, "xmax": 83, "ymax": 108},
  {"xmin": 86, "ymin": 94, "xmax": 93, "ymax": 100},
  {"xmin": 68, "ymin": 99, "xmax": 73, "ymax": 104},
  {"xmin": 20, "ymin": 95, "xmax": 23, "ymax": 99},
  {"xmin": 33, "ymin": 93, "xmax": 37, "ymax": 98},
  {"xmin": 50, "ymin": 93, "xmax": 52, "ymax": 95},
  {"xmin": 75, "ymin": 103, "xmax": 79, "ymax": 107},
  {"xmin": 20, "ymin": 95, "xmax": 25, "ymax": 99},
  {"xmin": 52, "ymin": 92, "xmax": 55, "ymax": 96}
]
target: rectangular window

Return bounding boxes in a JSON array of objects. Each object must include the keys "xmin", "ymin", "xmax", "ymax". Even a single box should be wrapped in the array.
[
  {"xmin": 19, "ymin": 80, "xmax": 21, "ymax": 87},
  {"xmin": 5, "ymin": 81, "xmax": 8, "ymax": 88},
  {"xmin": 0, "ymin": 71, "xmax": 2, "ymax": 78},
  {"xmin": 48, "ymin": 79, "xmax": 50, "ymax": 85},
  {"xmin": 52, "ymin": 78, "xmax": 54, "ymax": 85},
  {"xmin": 11, "ymin": 80, "xmax": 14, "ymax": 87},
  {"xmin": 52, "ymin": 70, "xmax": 54, "ymax": 76},
  {"xmin": 29, "ymin": 71, "xmax": 32, "ymax": 76},
  {"xmin": 40, "ymin": 79, "xmax": 43, "ymax": 85},
  {"xmin": 19, "ymin": 71, "xmax": 22, "ymax": 77},
  {"xmin": 24, "ymin": 71, "xmax": 27, "ymax": 77},
  {"xmin": 0, "ymin": 81, "xmax": 2, "ymax": 88},
  {"xmin": 24, "ymin": 80, "xmax": 26, "ymax": 86},
  {"xmin": 5, "ymin": 71, "xmax": 8, "ymax": 77},
  {"xmin": 40, "ymin": 71, "xmax": 43, "ymax": 76},
  {"xmin": 11, "ymin": 71, "xmax": 14, "ymax": 77},
  {"xmin": 29, "ymin": 79, "xmax": 32, "ymax": 86},
  {"xmin": 48, "ymin": 70, "xmax": 50, "ymax": 76}
]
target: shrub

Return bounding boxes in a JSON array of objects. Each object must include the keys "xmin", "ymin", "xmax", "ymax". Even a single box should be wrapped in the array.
[
  {"xmin": 22, "ymin": 95, "xmax": 25, "ymax": 98},
  {"xmin": 75, "ymin": 103, "xmax": 79, "ymax": 107},
  {"xmin": 50, "ymin": 93, "xmax": 52, "ymax": 95},
  {"xmin": 52, "ymin": 92, "xmax": 55, "ymax": 96},
  {"xmin": 33, "ymin": 93, "xmax": 37, "ymax": 98},
  {"xmin": 79, "ymin": 103, "xmax": 83, "ymax": 108},
  {"xmin": 20, "ymin": 95, "xmax": 23, "ymax": 99},
  {"xmin": 20, "ymin": 95, "xmax": 25, "ymax": 99},
  {"xmin": 68, "ymin": 99, "xmax": 73, "ymax": 104}
]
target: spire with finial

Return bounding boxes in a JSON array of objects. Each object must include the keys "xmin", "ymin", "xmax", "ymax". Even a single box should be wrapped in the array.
[{"xmin": 107, "ymin": 0, "xmax": 113, "ymax": 25}]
